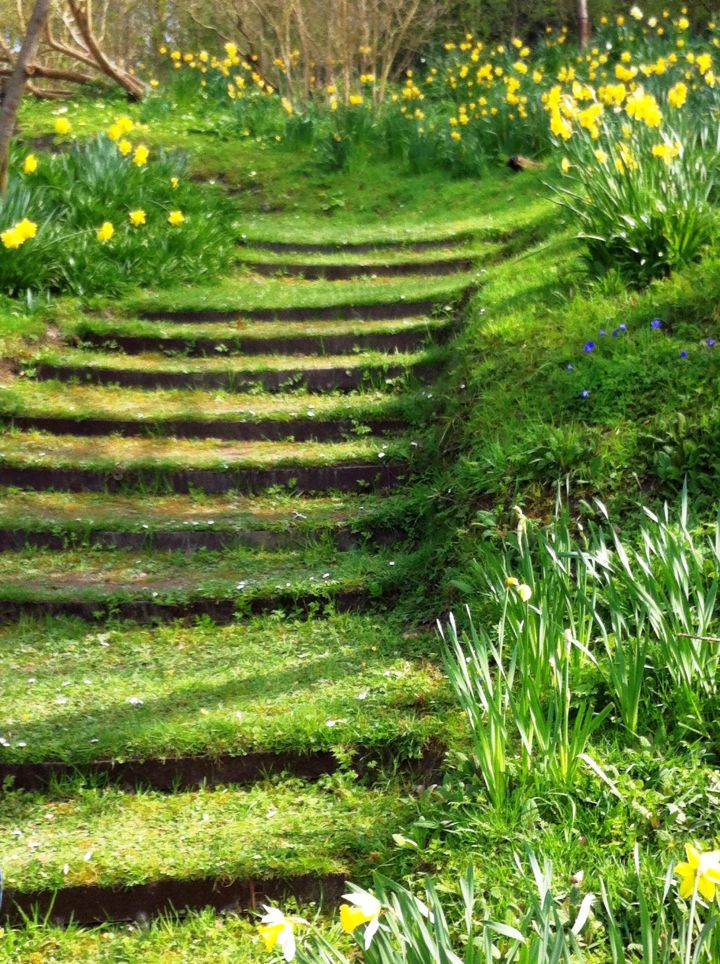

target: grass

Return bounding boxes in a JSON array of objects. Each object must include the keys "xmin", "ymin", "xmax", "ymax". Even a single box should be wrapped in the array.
[
  {"xmin": 0, "ymin": 430, "xmax": 410, "ymax": 470},
  {"xmin": 30, "ymin": 346, "xmax": 440, "ymax": 374},
  {"xmin": 0, "ymin": 544, "xmax": 414, "ymax": 605},
  {"xmin": 0, "ymin": 489, "xmax": 378, "ymax": 534},
  {"xmin": 114, "ymin": 271, "xmax": 476, "ymax": 315},
  {"xmin": 0, "ymin": 613, "xmax": 449, "ymax": 764},
  {"xmin": 0, "ymin": 777, "xmax": 418, "ymax": 892},
  {"xmin": 0, "ymin": 381, "xmax": 432, "ymax": 426},
  {"xmin": 233, "ymin": 239, "xmax": 499, "ymax": 268},
  {"xmin": 62, "ymin": 313, "xmax": 452, "ymax": 347}
]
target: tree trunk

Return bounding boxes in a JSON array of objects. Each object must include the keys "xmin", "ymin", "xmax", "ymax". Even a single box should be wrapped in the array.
[
  {"xmin": 577, "ymin": 0, "xmax": 591, "ymax": 48},
  {"xmin": 0, "ymin": 0, "xmax": 52, "ymax": 195}
]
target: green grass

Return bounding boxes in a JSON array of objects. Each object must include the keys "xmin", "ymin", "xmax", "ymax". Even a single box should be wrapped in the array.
[
  {"xmin": 0, "ymin": 613, "xmax": 449, "ymax": 764},
  {"xmin": 0, "ymin": 544, "xmax": 414, "ymax": 606},
  {"xmin": 0, "ymin": 381, "xmax": 432, "ymax": 426},
  {"xmin": 114, "ymin": 271, "xmax": 476, "ymax": 315},
  {"xmin": 233, "ymin": 239, "xmax": 499, "ymax": 267},
  {"xmin": 0, "ymin": 430, "xmax": 409, "ymax": 470},
  {"xmin": 0, "ymin": 489, "xmax": 376, "ymax": 534},
  {"xmin": 0, "ymin": 911, "xmax": 265, "ymax": 963},
  {"xmin": 30, "ymin": 345, "xmax": 440, "ymax": 374},
  {"xmin": 0, "ymin": 777, "xmax": 417, "ymax": 892},
  {"xmin": 62, "ymin": 313, "xmax": 451, "ymax": 346}
]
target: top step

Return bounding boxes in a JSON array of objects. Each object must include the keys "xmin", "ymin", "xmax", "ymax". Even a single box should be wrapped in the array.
[{"xmin": 240, "ymin": 232, "xmax": 477, "ymax": 255}]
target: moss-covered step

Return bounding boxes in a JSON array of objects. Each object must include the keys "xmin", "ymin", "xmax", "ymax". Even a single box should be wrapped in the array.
[
  {"xmin": 238, "ymin": 228, "xmax": 479, "ymax": 252},
  {"xmin": 0, "ymin": 382, "xmax": 428, "ymax": 442},
  {"xmin": 0, "ymin": 489, "xmax": 390, "ymax": 551},
  {"xmin": 0, "ymin": 432, "xmax": 410, "ymax": 494},
  {"xmin": 117, "ymin": 272, "xmax": 474, "ymax": 322},
  {"xmin": 69, "ymin": 314, "xmax": 453, "ymax": 357},
  {"xmin": 0, "ymin": 613, "xmax": 449, "ymax": 788},
  {"xmin": 30, "ymin": 347, "xmax": 443, "ymax": 392},
  {"xmin": 0, "ymin": 779, "xmax": 417, "ymax": 923},
  {"xmin": 0, "ymin": 544, "xmax": 414, "ymax": 621}
]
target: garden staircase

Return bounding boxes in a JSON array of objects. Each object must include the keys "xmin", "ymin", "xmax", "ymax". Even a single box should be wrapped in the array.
[{"xmin": 0, "ymin": 235, "xmax": 476, "ymax": 930}]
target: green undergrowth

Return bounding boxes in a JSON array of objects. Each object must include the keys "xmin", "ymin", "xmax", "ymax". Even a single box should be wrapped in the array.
[
  {"xmin": 0, "ymin": 613, "xmax": 449, "ymax": 764},
  {"xmin": 1, "ymin": 777, "xmax": 418, "ymax": 892}
]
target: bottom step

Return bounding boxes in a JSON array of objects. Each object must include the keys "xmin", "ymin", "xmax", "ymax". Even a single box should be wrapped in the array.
[{"xmin": 0, "ymin": 780, "xmax": 415, "ymax": 923}]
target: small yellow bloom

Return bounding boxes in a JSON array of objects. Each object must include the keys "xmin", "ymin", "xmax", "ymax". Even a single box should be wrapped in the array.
[
  {"xmin": 256, "ymin": 906, "xmax": 305, "ymax": 961},
  {"xmin": 129, "ymin": 209, "xmax": 146, "ymax": 226},
  {"xmin": 54, "ymin": 117, "xmax": 71, "ymax": 136},
  {"xmin": 676, "ymin": 844, "xmax": 720, "ymax": 901},
  {"xmin": 168, "ymin": 210, "xmax": 185, "ymax": 226},
  {"xmin": 150, "ymin": 78, "xmax": 160, "ymax": 88},
  {"xmin": 133, "ymin": 145, "xmax": 149, "ymax": 167},
  {"xmin": 561, "ymin": 157, "xmax": 571, "ymax": 173},
  {"xmin": 517, "ymin": 584, "xmax": 532, "ymax": 602},
  {"xmin": 594, "ymin": 148, "xmax": 608, "ymax": 165},
  {"xmin": 23, "ymin": 154, "xmax": 38, "ymax": 174},
  {"xmin": 170, "ymin": 176, "xmax": 180, "ymax": 189},
  {"xmin": 118, "ymin": 139, "xmax": 132, "ymax": 157},
  {"xmin": 1, "ymin": 228, "xmax": 21, "ymax": 250},
  {"xmin": 107, "ymin": 122, "xmax": 122, "ymax": 141},
  {"xmin": 668, "ymin": 81, "xmax": 688, "ymax": 107},
  {"xmin": 97, "ymin": 221, "xmax": 114, "ymax": 242},
  {"xmin": 15, "ymin": 218, "xmax": 37, "ymax": 241},
  {"xmin": 504, "ymin": 577, "xmax": 519, "ymax": 588}
]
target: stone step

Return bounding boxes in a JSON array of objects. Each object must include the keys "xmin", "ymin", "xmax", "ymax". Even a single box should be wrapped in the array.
[
  {"xmin": 0, "ymin": 545, "xmax": 409, "ymax": 622},
  {"xmin": 0, "ymin": 432, "xmax": 408, "ymax": 494},
  {"xmin": 71, "ymin": 315, "xmax": 451, "ymax": 357},
  {"xmin": 0, "ymin": 489, "xmax": 384, "ymax": 552},
  {"xmin": 30, "ymin": 348, "xmax": 441, "ymax": 393}
]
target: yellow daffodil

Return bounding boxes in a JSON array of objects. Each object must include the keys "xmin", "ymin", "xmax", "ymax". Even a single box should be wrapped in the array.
[
  {"xmin": 23, "ymin": 154, "xmax": 37, "ymax": 174},
  {"xmin": 97, "ymin": 221, "xmax": 114, "ymax": 242},
  {"xmin": 561, "ymin": 157, "xmax": 572, "ymax": 173},
  {"xmin": 54, "ymin": 117, "xmax": 71, "ymax": 136},
  {"xmin": 517, "ymin": 584, "xmax": 533, "ymax": 602},
  {"xmin": 129, "ymin": 209, "xmax": 146, "ymax": 226},
  {"xmin": 505, "ymin": 576, "xmax": 519, "ymax": 587},
  {"xmin": 168, "ymin": 210, "xmax": 185, "ymax": 226},
  {"xmin": 170, "ymin": 176, "xmax": 180, "ymax": 189},
  {"xmin": 107, "ymin": 122, "xmax": 122, "ymax": 141},
  {"xmin": 118, "ymin": 139, "xmax": 132, "ymax": 156},
  {"xmin": 133, "ymin": 144, "xmax": 149, "ymax": 167},
  {"xmin": 676, "ymin": 844, "xmax": 720, "ymax": 900},
  {"xmin": 1, "ymin": 218, "xmax": 37, "ymax": 250},
  {"xmin": 257, "ymin": 906, "xmax": 306, "ymax": 961},
  {"xmin": 340, "ymin": 891, "xmax": 382, "ymax": 949},
  {"xmin": 668, "ymin": 81, "xmax": 688, "ymax": 107}
]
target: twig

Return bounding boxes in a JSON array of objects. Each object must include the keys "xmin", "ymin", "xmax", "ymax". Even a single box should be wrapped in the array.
[{"xmin": 677, "ymin": 632, "xmax": 720, "ymax": 643}]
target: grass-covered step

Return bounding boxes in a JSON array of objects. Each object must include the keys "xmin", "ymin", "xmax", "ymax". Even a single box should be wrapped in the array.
[
  {"xmin": 0, "ymin": 544, "xmax": 414, "ymax": 621},
  {"xmin": 0, "ymin": 779, "xmax": 417, "ymax": 923},
  {"xmin": 68, "ymin": 314, "xmax": 453, "ymax": 357},
  {"xmin": 30, "ymin": 347, "xmax": 442, "ymax": 392},
  {"xmin": 237, "ymin": 239, "xmax": 493, "ymax": 266},
  {"xmin": 120, "ymin": 272, "xmax": 474, "ymax": 323},
  {"xmin": 0, "ymin": 489, "xmax": 386, "ymax": 551},
  {"xmin": 0, "ymin": 911, "xmax": 266, "ymax": 962},
  {"xmin": 0, "ymin": 614, "xmax": 448, "ymax": 787},
  {"xmin": 0, "ymin": 382, "xmax": 427, "ymax": 442},
  {"xmin": 240, "ymin": 255, "xmax": 475, "ymax": 281},
  {"xmin": 0, "ymin": 432, "xmax": 409, "ymax": 494},
  {"xmin": 241, "ymin": 233, "xmax": 477, "ymax": 254}
]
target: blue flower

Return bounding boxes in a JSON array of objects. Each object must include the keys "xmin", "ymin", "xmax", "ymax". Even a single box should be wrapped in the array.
[
  {"xmin": 680, "ymin": 350, "xmax": 688, "ymax": 358},
  {"xmin": 599, "ymin": 329, "xmax": 607, "ymax": 336},
  {"xmin": 612, "ymin": 328, "xmax": 619, "ymax": 337},
  {"xmin": 583, "ymin": 341, "xmax": 596, "ymax": 353},
  {"xmin": 707, "ymin": 338, "xmax": 716, "ymax": 348},
  {"xmin": 651, "ymin": 319, "xmax": 662, "ymax": 330},
  {"xmin": 581, "ymin": 389, "xmax": 590, "ymax": 398},
  {"xmin": 566, "ymin": 363, "xmax": 574, "ymax": 371},
  {"xmin": 619, "ymin": 324, "xmax": 627, "ymax": 333}
]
